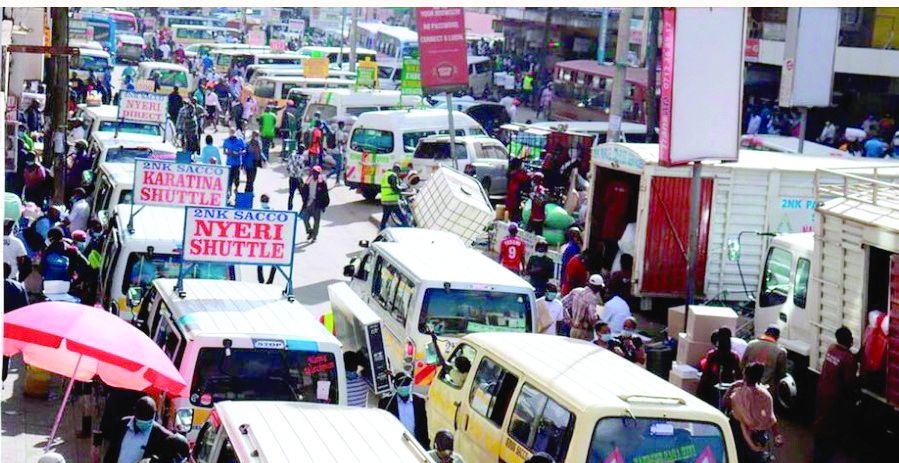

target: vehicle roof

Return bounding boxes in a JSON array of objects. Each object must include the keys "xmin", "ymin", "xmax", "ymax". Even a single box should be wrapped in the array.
[
  {"xmin": 112, "ymin": 204, "xmax": 186, "ymax": 246},
  {"xmin": 376, "ymin": 26, "xmax": 418, "ymax": 42},
  {"xmin": 309, "ymin": 89, "xmax": 420, "ymax": 106},
  {"xmin": 151, "ymin": 279, "xmax": 340, "ymax": 346},
  {"xmin": 555, "ymin": 59, "xmax": 648, "ymax": 86},
  {"xmin": 353, "ymin": 109, "xmax": 481, "ymax": 128},
  {"xmin": 530, "ymin": 120, "xmax": 648, "ymax": 134},
  {"xmin": 171, "ymin": 24, "xmax": 238, "ymax": 31},
  {"xmin": 118, "ymin": 34, "xmax": 145, "ymax": 44},
  {"xmin": 418, "ymin": 134, "xmax": 503, "ymax": 146},
  {"xmin": 215, "ymin": 401, "xmax": 432, "ymax": 463},
  {"xmin": 377, "ymin": 227, "xmax": 468, "ymax": 248},
  {"xmin": 78, "ymin": 48, "xmax": 112, "ymax": 58},
  {"xmin": 467, "ymin": 55, "xmax": 490, "ymax": 64},
  {"xmin": 465, "ymin": 333, "xmax": 725, "ymax": 416},
  {"xmin": 139, "ymin": 62, "xmax": 190, "ymax": 72},
  {"xmin": 81, "ymin": 104, "xmax": 120, "ymax": 120},
  {"xmin": 92, "ymin": 132, "xmax": 173, "ymax": 150},
  {"xmin": 771, "ymin": 232, "xmax": 814, "ymax": 252},
  {"xmin": 370, "ymin": 242, "xmax": 531, "ymax": 288},
  {"xmin": 257, "ymin": 76, "xmax": 356, "ymax": 85},
  {"xmin": 299, "ymin": 46, "xmax": 378, "ymax": 55},
  {"xmin": 99, "ymin": 162, "xmax": 135, "ymax": 185},
  {"xmin": 740, "ymin": 134, "xmax": 848, "ymax": 157}
]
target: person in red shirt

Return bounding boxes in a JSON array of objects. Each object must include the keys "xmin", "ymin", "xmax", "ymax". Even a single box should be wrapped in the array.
[
  {"xmin": 308, "ymin": 120, "xmax": 324, "ymax": 167},
  {"xmin": 528, "ymin": 172, "xmax": 548, "ymax": 237},
  {"xmin": 561, "ymin": 250, "xmax": 589, "ymax": 296},
  {"xmin": 505, "ymin": 158, "xmax": 529, "ymax": 223},
  {"xmin": 499, "ymin": 223, "xmax": 526, "ymax": 274},
  {"xmin": 813, "ymin": 326, "xmax": 858, "ymax": 463}
]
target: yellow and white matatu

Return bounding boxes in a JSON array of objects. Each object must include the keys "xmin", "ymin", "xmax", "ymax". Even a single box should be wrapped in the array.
[
  {"xmin": 427, "ymin": 332, "xmax": 738, "ymax": 463},
  {"xmin": 135, "ymin": 278, "xmax": 347, "ymax": 442}
]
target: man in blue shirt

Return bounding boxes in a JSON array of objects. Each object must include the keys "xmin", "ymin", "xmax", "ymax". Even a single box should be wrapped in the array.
[
  {"xmin": 864, "ymin": 136, "xmax": 888, "ymax": 158},
  {"xmin": 199, "ymin": 135, "xmax": 221, "ymax": 164},
  {"xmin": 103, "ymin": 396, "xmax": 170, "ymax": 463},
  {"xmin": 223, "ymin": 128, "xmax": 246, "ymax": 201}
]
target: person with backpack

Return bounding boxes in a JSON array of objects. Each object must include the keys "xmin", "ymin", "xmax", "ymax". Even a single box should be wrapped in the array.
[{"xmin": 40, "ymin": 227, "xmax": 89, "ymax": 284}]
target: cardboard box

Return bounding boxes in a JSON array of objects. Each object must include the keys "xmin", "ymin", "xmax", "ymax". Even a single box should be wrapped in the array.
[
  {"xmin": 676, "ymin": 332, "xmax": 714, "ymax": 368},
  {"xmin": 686, "ymin": 305, "xmax": 738, "ymax": 342},
  {"xmin": 668, "ymin": 305, "xmax": 686, "ymax": 336},
  {"xmin": 668, "ymin": 361, "xmax": 700, "ymax": 395}
]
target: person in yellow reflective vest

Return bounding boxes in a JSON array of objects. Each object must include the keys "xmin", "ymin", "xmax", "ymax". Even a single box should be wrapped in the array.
[
  {"xmin": 522, "ymin": 72, "xmax": 535, "ymax": 109},
  {"xmin": 379, "ymin": 164, "xmax": 408, "ymax": 230}
]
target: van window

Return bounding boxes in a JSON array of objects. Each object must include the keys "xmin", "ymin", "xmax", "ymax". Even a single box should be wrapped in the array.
[
  {"xmin": 190, "ymin": 348, "xmax": 339, "ymax": 406},
  {"xmin": 436, "ymin": 129, "xmax": 466, "ymax": 138},
  {"xmin": 216, "ymin": 437, "xmax": 237, "ymax": 463},
  {"xmin": 153, "ymin": 311, "xmax": 185, "ymax": 368},
  {"xmin": 105, "ymin": 147, "xmax": 174, "ymax": 163},
  {"xmin": 469, "ymin": 356, "xmax": 519, "ymax": 426},
  {"xmin": 403, "ymin": 131, "xmax": 437, "ymax": 153},
  {"xmin": 99, "ymin": 231, "xmax": 121, "ymax": 302},
  {"xmin": 372, "ymin": 258, "xmax": 415, "ymax": 325},
  {"xmin": 508, "ymin": 383, "xmax": 575, "ymax": 462},
  {"xmin": 153, "ymin": 69, "xmax": 189, "ymax": 88},
  {"xmin": 415, "ymin": 141, "xmax": 466, "ymax": 161},
  {"xmin": 306, "ymin": 103, "xmax": 337, "ymax": 122},
  {"xmin": 123, "ymin": 253, "xmax": 232, "ymax": 295},
  {"xmin": 587, "ymin": 417, "xmax": 729, "ymax": 463},
  {"xmin": 254, "ymin": 80, "xmax": 276, "ymax": 98},
  {"xmin": 438, "ymin": 343, "xmax": 478, "ymax": 388},
  {"xmin": 474, "ymin": 60, "xmax": 491, "ymax": 74},
  {"xmin": 98, "ymin": 120, "xmax": 162, "ymax": 136},
  {"xmin": 760, "ymin": 247, "xmax": 792, "ymax": 307},
  {"xmin": 793, "ymin": 257, "xmax": 810, "ymax": 309},
  {"xmin": 345, "ymin": 106, "xmax": 380, "ymax": 117},
  {"xmin": 420, "ymin": 289, "xmax": 531, "ymax": 336},
  {"xmin": 135, "ymin": 286, "xmax": 159, "ymax": 334},
  {"xmin": 193, "ymin": 421, "xmax": 218, "ymax": 463},
  {"xmin": 351, "ymin": 129, "xmax": 394, "ymax": 154}
]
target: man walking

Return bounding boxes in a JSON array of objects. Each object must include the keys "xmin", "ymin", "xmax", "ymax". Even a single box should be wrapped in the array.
[
  {"xmin": 167, "ymin": 87, "xmax": 182, "ymax": 124},
  {"xmin": 499, "ymin": 222, "xmax": 526, "ymax": 274},
  {"xmin": 562, "ymin": 274, "xmax": 604, "ymax": 341},
  {"xmin": 243, "ymin": 131, "xmax": 262, "ymax": 193},
  {"xmin": 525, "ymin": 238, "xmax": 553, "ymax": 296},
  {"xmin": 286, "ymin": 143, "xmax": 305, "ymax": 211},
  {"xmin": 379, "ymin": 373, "xmax": 429, "ymax": 449},
  {"xmin": 741, "ymin": 325, "xmax": 788, "ymax": 392},
  {"xmin": 813, "ymin": 326, "xmax": 858, "ymax": 463},
  {"xmin": 300, "ymin": 165, "xmax": 330, "ymax": 242},
  {"xmin": 103, "ymin": 396, "xmax": 171, "ymax": 463},
  {"xmin": 259, "ymin": 105, "xmax": 277, "ymax": 161},
  {"xmin": 223, "ymin": 129, "xmax": 246, "ymax": 201},
  {"xmin": 379, "ymin": 164, "xmax": 408, "ymax": 230},
  {"xmin": 176, "ymin": 98, "xmax": 203, "ymax": 156}
]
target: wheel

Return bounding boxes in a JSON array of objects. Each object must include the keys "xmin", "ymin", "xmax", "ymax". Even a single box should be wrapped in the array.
[
  {"xmin": 480, "ymin": 176, "xmax": 492, "ymax": 195},
  {"xmin": 361, "ymin": 187, "xmax": 378, "ymax": 202}
]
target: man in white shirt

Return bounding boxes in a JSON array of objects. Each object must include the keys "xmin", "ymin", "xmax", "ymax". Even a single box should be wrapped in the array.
[
  {"xmin": 65, "ymin": 188, "xmax": 91, "ymax": 233},
  {"xmin": 68, "ymin": 119, "xmax": 86, "ymax": 143},
  {"xmin": 535, "ymin": 281, "xmax": 564, "ymax": 334},
  {"xmin": 600, "ymin": 279, "xmax": 632, "ymax": 334},
  {"xmin": 3, "ymin": 221, "xmax": 29, "ymax": 280},
  {"xmin": 159, "ymin": 42, "xmax": 171, "ymax": 61}
]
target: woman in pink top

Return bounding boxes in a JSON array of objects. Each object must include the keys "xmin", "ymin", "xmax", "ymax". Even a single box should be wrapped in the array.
[{"xmin": 722, "ymin": 363, "xmax": 783, "ymax": 463}]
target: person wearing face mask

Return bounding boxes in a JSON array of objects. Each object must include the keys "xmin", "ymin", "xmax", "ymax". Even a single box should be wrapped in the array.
[
  {"xmin": 103, "ymin": 396, "xmax": 171, "ymax": 463},
  {"xmin": 525, "ymin": 238, "xmax": 554, "ymax": 297},
  {"xmin": 428, "ymin": 430, "xmax": 464, "ymax": 463},
  {"xmin": 617, "ymin": 317, "xmax": 646, "ymax": 366},
  {"xmin": 599, "ymin": 278, "xmax": 632, "ymax": 334},
  {"xmin": 535, "ymin": 280, "xmax": 564, "ymax": 335},
  {"xmin": 379, "ymin": 372, "xmax": 429, "ymax": 449}
]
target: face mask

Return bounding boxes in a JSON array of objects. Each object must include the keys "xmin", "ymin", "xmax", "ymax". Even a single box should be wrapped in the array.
[
  {"xmin": 535, "ymin": 251, "xmax": 546, "ymax": 257},
  {"xmin": 600, "ymin": 333, "xmax": 613, "ymax": 342},
  {"xmin": 261, "ymin": 202, "xmax": 270, "ymax": 210},
  {"xmin": 621, "ymin": 330, "xmax": 634, "ymax": 337},
  {"xmin": 134, "ymin": 418, "xmax": 153, "ymax": 433},
  {"xmin": 76, "ymin": 242, "xmax": 88, "ymax": 253},
  {"xmin": 544, "ymin": 292, "xmax": 557, "ymax": 301},
  {"xmin": 396, "ymin": 385, "xmax": 411, "ymax": 398}
]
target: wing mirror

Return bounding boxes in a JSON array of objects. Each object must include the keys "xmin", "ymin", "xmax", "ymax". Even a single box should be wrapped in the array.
[{"xmin": 726, "ymin": 238, "xmax": 741, "ymax": 262}]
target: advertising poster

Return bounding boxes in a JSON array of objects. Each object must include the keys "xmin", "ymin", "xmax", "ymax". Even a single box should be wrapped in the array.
[
  {"xmin": 117, "ymin": 91, "xmax": 168, "ymax": 124},
  {"xmin": 183, "ymin": 207, "xmax": 298, "ymax": 266},
  {"xmin": 133, "ymin": 160, "xmax": 229, "ymax": 208},
  {"xmin": 416, "ymin": 8, "xmax": 468, "ymax": 91}
]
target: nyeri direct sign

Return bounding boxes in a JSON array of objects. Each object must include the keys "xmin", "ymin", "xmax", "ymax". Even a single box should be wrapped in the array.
[
  {"xmin": 134, "ymin": 159, "xmax": 229, "ymax": 208},
  {"xmin": 182, "ymin": 207, "xmax": 298, "ymax": 266}
]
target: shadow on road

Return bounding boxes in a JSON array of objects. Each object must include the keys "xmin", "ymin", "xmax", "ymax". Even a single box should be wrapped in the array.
[{"xmin": 292, "ymin": 278, "xmax": 345, "ymax": 306}]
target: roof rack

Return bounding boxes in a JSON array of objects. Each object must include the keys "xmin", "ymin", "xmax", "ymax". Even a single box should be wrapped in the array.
[
  {"xmin": 620, "ymin": 395, "xmax": 687, "ymax": 406},
  {"xmin": 815, "ymin": 166, "xmax": 899, "ymax": 212},
  {"xmin": 239, "ymin": 423, "xmax": 268, "ymax": 462}
]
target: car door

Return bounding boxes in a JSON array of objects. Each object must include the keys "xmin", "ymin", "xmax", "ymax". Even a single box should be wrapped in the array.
[
  {"xmin": 456, "ymin": 355, "xmax": 519, "ymax": 463},
  {"xmin": 474, "ymin": 143, "xmax": 509, "ymax": 195},
  {"xmin": 427, "ymin": 343, "xmax": 479, "ymax": 442},
  {"xmin": 500, "ymin": 382, "xmax": 577, "ymax": 463}
]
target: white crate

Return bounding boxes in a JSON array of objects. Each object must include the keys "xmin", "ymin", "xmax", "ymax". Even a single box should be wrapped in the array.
[{"xmin": 412, "ymin": 167, "xmax": 494, "ymax": 243}]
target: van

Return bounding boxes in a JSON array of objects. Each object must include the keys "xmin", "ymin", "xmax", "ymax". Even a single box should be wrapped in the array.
[
  {"xmin": 192, "ymin": 401, "xmax": 435, "ymax": 463},
  {"xmin": 248, "ymin": 66, "xmax": 356, "ymax": 87},
  {"xmin": 377, "ymin": 59, "xmax": 403, "ymax": 90},
  {"xmin": 337, "ymin": 241, "xmax": 536, "ymax": 391},
  {"xmin": 116, "ymin": 34, "xmax": 145, "ymax": 64},
  {"xmin": 467, "ymin": 55, "xmax": 493, "ymax": 95},
  {"xmin": 138, "ymin": 62, "xmax": 193, "ymax": 97},
  {"xmin": 71, "ymin": 48, "xmax": 113, "ymax": 82},
  {"xmin": 87, "ymin": 132, "xmax": 177, "ymax": 172},
  {"xmin": 97, "ymin": 204, "xmax": 235, "ymax": 320},
  {"xmin": 302, "ymin": 89, "xmax": 422, "ymax": 128},
  {"xmin": 252, "ymin": 76, "xmax": 355, "ymax": 109},
  {"xmin": 427, "ymin": 332, "xmax": 738, "ymax": 463},
  {"xmin": 344, "ymin": 109, "xmax": 487, "ymax": 200},
  {"xmin": 411, "ymin": 135, "xmax": 511, "ymax": 196},
  {"xmin": 90, "ymin": 162, "xmax": 134, "ymax": 226},
  {"xmin": 76, "ymin": 103, "xmax": 163, "ymax": 140},
  {"xmin": 135, "ymin": 279, "xmax": 347, "ymax": 441}
]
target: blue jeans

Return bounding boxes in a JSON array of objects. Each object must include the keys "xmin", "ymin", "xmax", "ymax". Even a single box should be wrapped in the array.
[
  {"xmin": 379, "ymin": 204, "xmax": 408, "ymax": 230},
  {"xmin": 262, "ymin": 137, "xmax": 273, "ymax": 159},
  {"xmin": 328, "ymin": 152, "xmax": 343, "ymax": 183}
]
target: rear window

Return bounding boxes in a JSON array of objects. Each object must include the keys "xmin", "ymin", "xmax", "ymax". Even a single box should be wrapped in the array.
[
  {"xmin": 414, "ymin": 141, "xmax": 467, "ymax": 160},
  {"xmin": 419, "ymin": 288, "xmax": 531, "ymax": 336},
  {"xmin": 254, "ymin": 81, "xmax": 276, "ymax": 98},
  {"xmin": 350, "ymin": 128, "xmax": 394, "ymax": 154},
  {"xmin": 345, "ymin": 106, "xmax": 379, "ymax": 117},
  {"xmin": 305, "ymin": 103, "xmax": 337, "ymax": 123},
  {"xmin": 123, "ymin": 252, "xmax": 233, "ymax": 295},
  {"xmin": 587, "ymin": 417, "xmax": 729, "ymax": 463},
  {"xmin": 151, "ymin": 70, "xmax": 188, "ymax": 88},
  {"xmin": 190, "ymin": 348, "xmax": 339, "ymax": 407},
  {"xmin": 98, "ymin": 121, "xmax": 161, "ymax": 136}
]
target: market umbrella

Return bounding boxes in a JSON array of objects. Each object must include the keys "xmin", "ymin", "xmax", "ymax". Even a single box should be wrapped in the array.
[{"xmin": 3, "ymin": 301, "xmax": 188, "ymax": 450}]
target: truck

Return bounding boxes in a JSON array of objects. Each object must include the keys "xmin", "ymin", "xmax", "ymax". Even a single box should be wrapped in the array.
[
  {"xmin": 586, "ymin": 143, "xmax": 897, "ymax": 311},
  {"xmin": 753, "ymin": 166, "xmax": 899, "ymax": 420}
]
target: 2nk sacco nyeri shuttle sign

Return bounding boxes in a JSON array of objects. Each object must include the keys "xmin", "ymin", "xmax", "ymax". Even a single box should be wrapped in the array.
[
  {"xmin": 183, "ymin": 207, "xmax": 298, "ymax": 266},
  {"xmin": 134, "ymin": 160, "xmax": 229, "ymax": 208}
]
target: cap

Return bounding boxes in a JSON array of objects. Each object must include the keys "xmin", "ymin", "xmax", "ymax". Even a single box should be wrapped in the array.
[
  {"xmin": 765, "ymin": 324, "xmax": 781, "ymax": 337},
  {"xmin": 312, "ymin": 165, "xmax": 323, "ymax": 173},
  {"xmin": 588, "ymin": 274, "xmax": 605, "ymax": 287},
  {"xmin": 71, "ymin": 230, "xmax": 88, "ymax": 242},
  {"xmin": 508, "ymin": 222, "xmax": 518, "ymax": 233}
]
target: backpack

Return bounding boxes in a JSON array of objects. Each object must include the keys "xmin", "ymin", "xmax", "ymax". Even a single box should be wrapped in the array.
[{"xmin": 42, "ymin": 250, "xmax": 70, "ymax": 281}]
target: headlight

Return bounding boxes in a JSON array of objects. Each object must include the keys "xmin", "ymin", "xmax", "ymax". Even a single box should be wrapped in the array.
[{"xmin": 175, "ymin": 408, "xmax": 194, "ymax": 433}]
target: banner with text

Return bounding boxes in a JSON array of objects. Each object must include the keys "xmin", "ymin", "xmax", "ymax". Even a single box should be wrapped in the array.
[
  {"xmin": 304, "ymin": 57, "xmax": 330, "ymax": 79},
  {"xmin": 183, "ymin": 207, "xmax": 297, "ymax": 266},
  {"xmin": 134, "ymin": 160, "xmax": 228, "ymax": 208},
  {"xmin": 118, "ymin": 91, "xmax": 168, "ymax": 124},
  {"xmin": 356, "ymin": 60, "xmax": 378, "ymax": 88},
  {"xmin": 416, "ymin": 8, "xmax": 468, "ymax": 91},
  {"xmin": 401, "ymin": 58, "xmax": 423, "ymax": 95}
]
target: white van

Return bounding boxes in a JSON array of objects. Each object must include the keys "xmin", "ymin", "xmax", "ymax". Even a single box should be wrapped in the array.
[
  {"xmin": 76, "ymin": 103, "xmax": 163, "ymax": 140},
  {"xmin": 467, "ymin": 55, "xmax": 492, "ymax": 95},
  {"xmin": 97, "ymin": 204, "xmax": 236, "ymax": 320},
  {"xmin": 87, "ymin": 132, "xmax": 177, "ymax": 172},
  {"xmin": 192, "ymin": 401, "xmax": 435, "ymax": 463},
  {"xmin": 302, "ymin": 89, "xmax": 422, "ymax": 127},
  {"xmin": 135, "ymin": 279, "xmax": 346, "ymax": 440},
  {"xmin": 138, "ymin": 61, "xmax": 193, "ymax": 97},
  {"xmin": 337, "ymin": 241, "xmax": 536, "ymax": 391},
  {"xmin": 411, "ymin": 135, "xmax": 511, "ymax": 196},
  {"xmin": 344, "ymin": 109, "xmax": 487, "ymax": 200},
  {"xmin": 252, "ymin": 75, "xmax": 355, "ymax": 108},
  {"xmin": 377, "ymin": 59, "xmax": 403, "ymax": 90},
  {"xmin": 90, "ymin": 162, "xmax": 134, "ymax": 226},
  {"xmin": 71, "ymin": 47, "xmax": 113, "ymax": 82}
]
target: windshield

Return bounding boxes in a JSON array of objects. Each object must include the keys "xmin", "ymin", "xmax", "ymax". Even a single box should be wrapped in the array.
[
  {"xmin": 305, "ymin": 103, "xmax": 337, "ymax": 123},
  {"xmin": 588, "ymin": 417, "xmax": 728, "ymax": 463},
  {"xmin": 99, "ymin": 121, "xmax": 162, "ymax": 136},
  {"xmin": 190, "ymin": 348, "xmax": 339, "ymax": 406},
  {"xmin": 88, "ymin": 23, "xmax": 111, "ymax": 42},
  {"xmin": 350, "ymin": 128, "xmax": 394, "ymax": 154},
  {"xmin": 105, "ymin": 147, "xmax": 175, "ymax": 163},
  {"xmin": 114, "ymin": 20, "xmax": 136, "ymax": 35},
  {"xmin": 760, "ymin": 247, "xmax": 793, "ymax": 307},
  {"xmin": 258, "ymin": 57, "xmax": 302, "ymax": 65},
  {"xmin": 74, "ymin": 55, "xmax": 110, "ymax": 72},
  {"xmin": 420, "ymin": 288, "xmax": 531, "ymax": 336},
  {"xmin": 124, "ymin": 252, "xmax": 232, "ymax": 294},
  {"xmin": 151, "ymin": 70, "xmax": 188, "ymax": 88}
]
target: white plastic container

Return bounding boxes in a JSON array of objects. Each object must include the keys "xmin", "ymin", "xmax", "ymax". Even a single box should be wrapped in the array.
[{"xmin": 412, "ymin": 167, "xmax": 494, "ymax": 244}]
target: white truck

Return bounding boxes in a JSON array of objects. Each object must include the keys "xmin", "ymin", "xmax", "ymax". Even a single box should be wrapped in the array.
[{"xmin": 752, "ymin": 166, "xmax": 899, "ymax": 417}]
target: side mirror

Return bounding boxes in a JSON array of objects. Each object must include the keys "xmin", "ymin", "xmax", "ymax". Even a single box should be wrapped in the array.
[
  {"xmin": 726, "ymin": 238, "xmax": 741, "ymax": 262},
  {"xmin": 358, "ymin": 240, "xmax": 369, "ymax": 248},
  {"xmin": 343, "ymin": 264, "xmax": 355, "ymax": 278},
  {"xmin": 127, "ymin": 286, "xmax": 143, "ymax": 308},
  {"xmin": 425, "ymin": 340, "xmax": 439, "ymax": 366}
]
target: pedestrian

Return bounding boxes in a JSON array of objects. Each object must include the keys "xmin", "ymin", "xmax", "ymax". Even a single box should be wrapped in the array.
[
  {"xmin": 41, "ymin": 227, "xmax": 90, "ymax": 283},
  {"xmin": 379, "ymin": 372, "xmax": 429, "ymax": 449},
  {"xmin": 594, "ymin": 321, "xmax": 624, "ymax": 355},
  {"xmin": 812, "ymin": 326, "xmax": 857, "ymax": 463},
  {"xmin": 286, "ymin": 143, "xmax": 306, "ymax": 211},
  {"xmin": 243, "ymin": 131, "xmax": 262, "ymax": 193},
  {"xmin": 722, "ymin": 363, "xmax": 782, "ymax": 463},
  {"xmin": 746, "ymin": 111, "xmax": 762, "ymax": 135},
  {"xmin": 22, "ymin": 151, "xmax": 51, "ymax": 206},
  {"xmin": 4, "ymin": 263, "xmax": 29, "ymax": 380},
  {"xmin": 599, "ymin": 277, "xmax": 632, "ymax": 334},
  {"xmin": 204, "ymin": 85, "xmax": 220, "ymax": 130},
  {"xmin": 64, "ymin": 188, "xmax": 90, "ymax": 233},
  {"xmin": 527, "ymin": 172, "xmax": 548, "ymax": 236},
  {"xmin": 863, "ymin": 135, "xmax": 888, "ymax": 158},
  {"xmin": 223, "ymin": 128, "xmax": 246, "ymax": 200},
  {"xmin": 24, "ymin": 99, "xmax": 42, "ymax": 133},
  {"xmin": 505, "ymin": 158, "xmax": 529, "ymax": 223},
  {"xmin": 258, "ymin": 105, "xmax": 277, "ymax": 160},
  {"xmin": 560, "ymin": 227, "xmax": 582, "ymax": 280},
  {"xmin": 561, "ymin": 274, "xmax": 604, "ymax": 341},
  {"xmin": 740, "ymin": 325, "xmax": 787, "ymax": 392},
  {"xmin": 156, "ymin": 433, "xmax": 190, "ymax": 463},
  {"xmin": 300, "ymin": 165, "xmax": 330, "ymax": 242},
  {"xmin": 697, "ymin": 326, "xmax": 742, "ymax": 408},
  {"xmin": 862, "ymin": 114, "xmax": 878, "ymax": 137},
  {"xmin": 231, "ymin": 96, "xmax": 244, "ymax": 131},
  {"xmin": 537, "ymin": 84, "xmax": 553, "ymax": 120},
  {"xmin": 522, "ymin": 72, "xmax": 534, "ymax": 108},
  {"xmin": 427, "ymin": 430, "xmax": 464, "ymax": 463},
  {"xmin": 561, "ymin": 249, "xmax": 589, "ymax": 296},
  {"xmin": 281, "ymin": 99, "xmax": 299, "ymax": 158},
  {"xmin": 498, "ymin": 222, "xmax": 526, "ymax": 274},
  {"xmin": 379, "ymin": 164, "xmax": 408, "ymax": 230},
  {"xmin": 525, "ymin": 238, "xmax": 553, "ymax": 296},
  {"xmin": 344, "ymin": 351, "xmax": 370, "ymax": 407},
  {"xmin": 65, "ymin": 140, "xmax": 91, "ymax": 198},
  {"xmin": 308, "ymin": 120, "xmax": 324, "ymax": 166},
  {"xmin": 817, "ymin": 121, "xmax": 837, "ymax": 146},
  {"xmin": 199, "ymin": 135, "xmax": 221, "ymax": 165},
  {"xmin": 176, "ymin": 98, "xmax": 203, "ymax": 155},
  {"xmin": 103, "ymin": 396, "xmax": 171, "ymax": 463},
  {"xmin": 617, "ymin": 317, "xmax": 646, "ymax": 366},
  {"xmin": 4, "ymin": 220, "xmax": 31, "ymax": 281},
  {"xmin": 167, "ymin": 87, "xmax": 182, "ymax": 124},
  {"xmin": 534, "ymin": 280, "xmax": 563, "ymax": 335},
  {"xmin": 329, "ymin": 120, "xmax": 348, "ymax": 185},
  {"xmin": 255, "ymin": 195, "xmax": 277, "ymax": 284},
  {"xmin": 242, "ymin": 95, "xmax": 257, "ymax": 131}
]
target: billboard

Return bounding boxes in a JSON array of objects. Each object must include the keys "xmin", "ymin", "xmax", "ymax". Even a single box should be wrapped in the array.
[
  {"xmin": 117, "ymin": 91, "xmax": 168, "ymax": 124},
  {"xmin": 416, "ymin": 7, "xmax": 468, "ymax": 92},
  {"xmin": 659, "ymin": 7, "xmax": 744, "ymax": 166},
  {"xmin": 778, "ymin": 8, "xmax": 839, "ymax": 108},
  {"xmin": 183, "ymin": 207, "xmax": 298, "ymax": 266},
  {"xmin": 134, "ymin": 160, "xmax": 229, "ymax": 208}
]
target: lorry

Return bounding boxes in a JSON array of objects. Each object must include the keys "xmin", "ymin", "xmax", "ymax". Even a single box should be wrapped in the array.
[
  {"xmin": 752, "ymin": 166, "xmax": 899, "ymax": 419},
  {"xmin": 586, "ymin": 143, "xmax": 897, "ymax": 311}
]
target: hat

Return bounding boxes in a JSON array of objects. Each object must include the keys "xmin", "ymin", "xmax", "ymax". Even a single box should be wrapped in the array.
[
  {"xmin": 312, "ymin": 165, "xmax": 323, "ymax": 173},
  {"xmin": 71, "ymin": 230, "xmax": 88, "ymax": 242},
  {"xmin": 588, "ymin": 274, "xmax": 605, "ymax": 287}
]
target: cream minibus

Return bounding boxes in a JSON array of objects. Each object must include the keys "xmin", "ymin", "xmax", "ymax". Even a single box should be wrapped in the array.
[
  {"xmin": 90, "ymin": 162, "xmax": 134, "ymax": 226},
  {"xmin": 193, "ymin": 402, "xmax": 435, "ymax": 463},
  {"xmin": 211, "ymin": 49, "xmax": 303, "ymax": 74},
  {"xmin": 138, "ymin": 62, "xmax": 193, "ymax": 97},
  {"xmin": 171, "ymin": 24, "xmax": 241, "ymax": 47},
  {"xmin": 97, "ymin": 205, "xmax": 236, "ymax": 320},
  {"xmin": 338, "ymin": 241, "xmax": 536, "ymax": 391},
  {"xmin": 135, "ymin": 279, "xmax": 347, "ymax": 441},
  {"xmin": 302, "ymin": 89, "xmax": 422, "ymax": 127},
  {"xmin": 427, "ymin": 332, "xmax": 738, "ymax": 463},
  {"xmin": 252, "ymin": 76, "xmax": 355, "ymax": 108}
]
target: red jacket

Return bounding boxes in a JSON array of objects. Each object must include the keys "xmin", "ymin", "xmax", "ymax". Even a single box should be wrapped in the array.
[
  {"xmin": 561, "ymin": 255, "xmax": 587, "ymax": 296},
  {"xmin": 814, "ymin": 343, "xmax": 858, "ymax": 437}
]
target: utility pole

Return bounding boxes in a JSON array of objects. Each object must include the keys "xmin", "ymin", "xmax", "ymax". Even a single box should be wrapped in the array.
[
  {"xmin": 597, "ymin": 8, "xmax": 609, "ymax": 63},
  {"xmin": 607, "ymin": 7, "xmax": 632, "ymax": 143},
  {"xmin": 539, "ymin": 8, "xmax": 553, "ymax": 81},
  {"xmin": 48, "ymin": 7, "xmax": 69, "ymax": 204},
  {"xmin": 349, "ymin": 7, "xmax": 359, "ymax": 73},
  {"xmin": 337, "ymin": 7, "xmax": 347, "ymax": 68},
  {"xmin": 645, "ymin": 7, "xmax": 660, "ymax": 142}
]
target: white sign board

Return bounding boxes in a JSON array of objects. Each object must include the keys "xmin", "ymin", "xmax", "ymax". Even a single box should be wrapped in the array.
[
  {"xmin": 310, "ymin": 7, "xmax": 344, "ymax": 31},
  {"xmin": 289, "ymin": 19, "xmax": 305, "ymax": 32},
  {"xmin": 778, "ymin": 7, "xmax": 839, "ymax": 107},
  {"xmin": 183, "ymin": 207, "xmax": 298, "ymax": 266},
  {"xmin": 134, "ymin": 160, "xmax": 229, "ymax": 208},
  {"xmin": 118, "ymin": 91, "xmax": 168, "ymax": 124}
]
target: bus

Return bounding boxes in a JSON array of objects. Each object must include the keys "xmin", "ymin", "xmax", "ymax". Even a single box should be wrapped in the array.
[
  {"xmin": 355, "ymin": 21, "xmax": 388, "ymax": 50},
  {"xmin": 69, "ymin": 13, "xmax": 116, "ymax": 56},
  {"xmin": 171, "ymin": 25, "xmax": 241, "ymax": 47},
  {"xmin": 551, "ymin": 59, "xmax": 647, "ymax": 123},
  {"xmin": 160, "ymin": 14, "xmax": 222, "ymax": 29},
  {"xmin": 298, "ymin": 46, "xmax": 378, "ymax": 65},
  {"xmin": 104, "ymin": 9, "xmax": 138, "ymax": 35},
  {"xmin": 374, "ymin": 25, "xmax": 418, "ymax": 62}
]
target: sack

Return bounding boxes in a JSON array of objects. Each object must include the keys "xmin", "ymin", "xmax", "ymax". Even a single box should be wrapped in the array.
[{"xmin": 42, "ymin": 251, "xmax": 70, "ymax": 281}]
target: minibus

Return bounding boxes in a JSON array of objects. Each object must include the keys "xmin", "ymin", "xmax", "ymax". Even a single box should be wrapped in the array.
[
  {"xmin": 252, "ymin": 76, "xmax": 355, "ymax": 108},
  {"xmin": 90, "ymin": 162, "xmax": 134, "ymax": 226},
  {"xmin": 298, "ymin": 46, "xmax": 378, "ymax": 64},
  {"xmin": 138, "ymin": 62, "xmax": 193, "ymax": 97}
]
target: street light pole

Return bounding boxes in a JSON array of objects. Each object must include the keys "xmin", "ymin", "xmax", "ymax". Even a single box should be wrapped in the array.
[
  {"xmin": 349, "ymin": 7, "xmax": 359, "ymax": 73},
  {"xmin": 607, "ymin": 7, "xmax": 632, "ymax": 144},
  {"xmin": 48, "ymin": 7, "xmax": 69, "ymax": 204}
]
